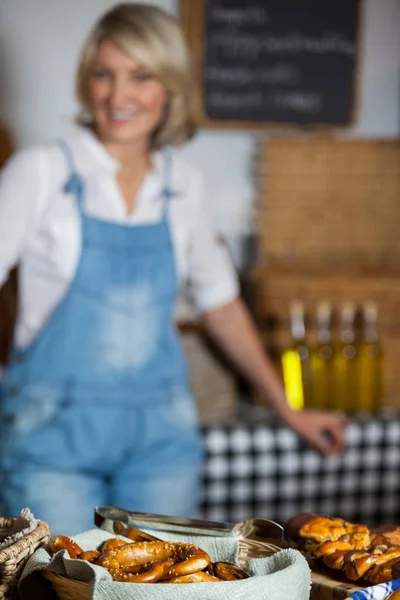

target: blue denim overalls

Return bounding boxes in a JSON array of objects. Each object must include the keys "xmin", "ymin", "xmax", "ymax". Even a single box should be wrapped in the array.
[{"xmin": 0, "ymin": 143, "xmax": 203, "ymax": 534}]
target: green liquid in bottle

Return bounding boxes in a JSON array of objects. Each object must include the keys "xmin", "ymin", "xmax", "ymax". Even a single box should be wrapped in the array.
[
  {"xmin": 282, "ymin": 301, "xmax": 312, "ymax": 411},
  {"xmin": 333, "ymin": 302, "xmax": 358, "ymax": 415},
  {"xmin": 310, "ymin": 302, "xmax": 334, "ymax": 410},
  {"xmin": 358, "ymin": 300, "xmax": 382, "ymax": 415}
]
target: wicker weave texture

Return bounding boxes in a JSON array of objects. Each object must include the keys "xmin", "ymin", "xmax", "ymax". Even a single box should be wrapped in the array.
[
  {"xmin": 0, "ymin": 519, "xmax": 50, "ymax": 600},
  {"xmin": 257, "ymin": 137, "xmax": 400, "ymax": 272}
]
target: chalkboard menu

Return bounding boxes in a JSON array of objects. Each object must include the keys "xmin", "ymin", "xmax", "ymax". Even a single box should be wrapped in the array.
[{"xmin": 180, "ymin": 0, "xmax": 361, "ymax": 127}]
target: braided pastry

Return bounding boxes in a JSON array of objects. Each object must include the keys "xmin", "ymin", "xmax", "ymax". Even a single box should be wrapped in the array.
[{"xmin": 285, "ymin": 513, "xmax": 400, "ymax": 584}]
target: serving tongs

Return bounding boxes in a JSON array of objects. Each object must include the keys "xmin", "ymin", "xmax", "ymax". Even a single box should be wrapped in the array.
[{"xmin": 94, "ymin": 505, "xmax": 284, "ymax": 549}]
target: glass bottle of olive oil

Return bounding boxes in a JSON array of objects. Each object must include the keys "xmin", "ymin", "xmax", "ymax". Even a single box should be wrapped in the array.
[
  {"xmin": 358, "ymin": 300, "xmax": 382, "ymax": 415},
  {"xmin": 333, "ymin": 302, "xmax": 358, "ymax": 414},
  {"xmin": 310, "ymin": 302, "xmax": 334, "ymax": 410},
  {"xmin": 281, "ymin": 301, "xmax": 311, "ymax": 411}
]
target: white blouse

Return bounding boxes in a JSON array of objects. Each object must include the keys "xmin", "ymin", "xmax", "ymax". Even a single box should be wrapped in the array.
[{"xmin": 0, "ymin": 126, "xmax": 239, "ymax": 347}]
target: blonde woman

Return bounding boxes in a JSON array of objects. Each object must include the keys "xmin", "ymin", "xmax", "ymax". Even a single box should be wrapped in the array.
[{"xmin": 0, "ymin": 4, "xmax": 346, "ymax": 533}]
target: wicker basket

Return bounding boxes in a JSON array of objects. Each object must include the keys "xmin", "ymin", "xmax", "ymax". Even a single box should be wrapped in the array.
[
  {"xmin": 42, "ymin": 536, "xmax": 281, "ymax": 600},
  {"xmin": 0, "ymin": 518, "xmax": 50, "ymax": 600}
]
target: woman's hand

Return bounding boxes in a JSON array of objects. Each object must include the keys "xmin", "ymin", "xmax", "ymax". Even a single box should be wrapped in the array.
[
  {"xmin": 201, "ymin": 298, "xmax": 350, "ymax": 456},
  {"xmin": 282, "ymin": 409, "xmax": 349, "ymax": 456}
]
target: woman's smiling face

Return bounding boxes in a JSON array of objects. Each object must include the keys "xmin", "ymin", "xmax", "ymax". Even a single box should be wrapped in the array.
[{"xmin": 88, "ymin": 40, "xmax": 168, "ymax": 147}]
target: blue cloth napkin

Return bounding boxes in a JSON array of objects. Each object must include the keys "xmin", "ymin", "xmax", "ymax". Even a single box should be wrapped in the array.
[{"xmin": 350, "ymin": 578, "xmax": 400, "ymax": 599}]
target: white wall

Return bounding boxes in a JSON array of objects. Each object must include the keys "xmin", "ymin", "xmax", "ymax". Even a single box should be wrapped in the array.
[{"xmin": 1, "ymin": 0, "xmax": 399, "ymax": 266}]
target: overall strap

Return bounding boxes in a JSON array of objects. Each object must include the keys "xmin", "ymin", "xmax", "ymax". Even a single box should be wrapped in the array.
[
  {"xmin": 59, "ymin": 140, "xmax": 85, "ymax": 212},
  {"xmin": 161, "ymin": 151, "xmax": 173, "ymax": 221}
]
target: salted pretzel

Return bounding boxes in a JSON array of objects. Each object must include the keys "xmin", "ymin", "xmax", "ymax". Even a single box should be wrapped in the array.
[
  {"xmin": 96, "ymin": 540, "xmax": 211, "ymax": 580},
  {"xmin": 79, "ymin": 550, "xmax": 102, "ymax": 564},
  {"xmin": 163, "ymin": 572, "xmax": 221, "ymax": 583},
  {"xmin": 47, "ymin": 534, "xmax": 249, "ymax": 583}
]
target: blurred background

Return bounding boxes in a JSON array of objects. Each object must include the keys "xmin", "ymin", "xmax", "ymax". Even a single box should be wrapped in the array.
[
  {"xmin": 1, "ymin": 0, "xmax": 399, "ymax": 270},
  {"xmin": 1, "ymin": 0, "xmax": 400, "ymax": 528}
]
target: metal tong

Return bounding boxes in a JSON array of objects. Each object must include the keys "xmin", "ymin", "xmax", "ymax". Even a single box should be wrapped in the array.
[{"xmin": 94, "ymin": 505, "xmax": 284, "ymax": 547}]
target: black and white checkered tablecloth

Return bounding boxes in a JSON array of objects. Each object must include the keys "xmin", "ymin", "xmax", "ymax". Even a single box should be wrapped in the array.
[{"xmin": 199, "ymin": 417, "xmax": 400, "ymax": 529}]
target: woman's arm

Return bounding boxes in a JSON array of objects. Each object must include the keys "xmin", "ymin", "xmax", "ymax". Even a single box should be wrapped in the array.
[
  {"xmin": 0, "ymin": 148, "xmax": 47, "ymax": 286},
  {"xmin": 201, "ymin": 297, "xmax": 348, "ymax": 455}
]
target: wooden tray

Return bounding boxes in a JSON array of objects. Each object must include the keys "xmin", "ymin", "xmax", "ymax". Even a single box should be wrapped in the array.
[{"xmin": 311, "ymin": 564, "xmax": 364, "ymax": 600}]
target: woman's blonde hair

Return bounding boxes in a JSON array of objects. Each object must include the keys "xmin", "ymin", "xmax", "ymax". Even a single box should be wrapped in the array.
[{"xmin": 75, "ymin": 3, "xmax": 198, "ymax": 149}]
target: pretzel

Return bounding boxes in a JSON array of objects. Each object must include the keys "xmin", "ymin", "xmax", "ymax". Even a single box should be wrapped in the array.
[
  {"xmin": 113, "ymin": 521, "xmax": 161, "ymax": 543},
  {"xmin": 109, "ymin": 560, "xmax": 165, "ymax": 583},
  {"xmin": 79, "ymin": 550, "xmax": 102, "ymax": 564},
  {"xmin": 48, "ymin": 533, "xmax": 249, "ymax": 583},
  {"xmin": 162, "ymin": 572, "xmax": 221, "ymax": 583},
  {"xmin": 101, "ymin": 538, "xmax": 127, "ymax": 554},
  {"xmin": 97, "ymin": 541, "xmax": 210, "ymax": 578},
  {"xmin": 211, "ymin": 561, "xmax": 250, "ymax": 580},
  {"xmin": 48, "ymin": 535, "xmax": 85, "ymax": 559}
]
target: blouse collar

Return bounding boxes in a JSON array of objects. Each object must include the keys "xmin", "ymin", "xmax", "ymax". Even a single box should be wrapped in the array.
[{"xmin": 72, "ymin": 125, "xmax": 165, "ymax": 181}]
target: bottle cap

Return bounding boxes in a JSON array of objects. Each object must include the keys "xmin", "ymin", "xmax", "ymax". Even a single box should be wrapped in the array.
[
  {"xmin": 364, "ymin": 300, "xmax": 378, "ymax": 322},
  {"xmin": 317, "ymin": 301, "xmax": 332, "ymax": 320},
  {"xmin": 290, "ymin": 300, "xmax": 305, "ymax": 339},
  {"xmin": 290, "ymin": 300, "xmax": 304, "ymax": 318},
  {"xmin": 341, "ymin": 302, "xmax": 356, "ymax": 321}
]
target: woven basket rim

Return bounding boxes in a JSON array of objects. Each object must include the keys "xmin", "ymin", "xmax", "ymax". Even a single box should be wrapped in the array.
[
  {"xmin": 0, "ymin": 518, "xmax": 15, "ymax": 529},
  {"xmin": 42, "ymin": 571, "xmax": 90, "ymax": 600},
  {"xmin": 0, "ymin": 520, "xmax": 50, "ymax": 563},
  {"xmin": 43, "ymin": 570, "xmax": 88, "ymax": 587}
]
